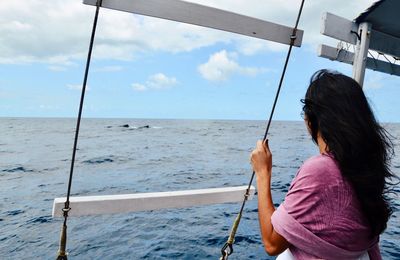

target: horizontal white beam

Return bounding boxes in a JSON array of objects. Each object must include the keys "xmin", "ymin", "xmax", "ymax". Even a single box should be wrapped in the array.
[
  {"xmin": 321, "ymin": 12, "xmax": 400, "ymax": 58},
  {"xmin": 318, "ymin": 44, "xmax": 354, "ymax": 64},
  {"xmin": 83, "ymin": 0, "xmax": 303, "ymax": 46},
  {"xmin": 321, "ymin": 12, "xmax": 358, "ymax": 45},
  {"xmin": 318, "ymin": 44, "xmax": 400, "ymax": 77},
  {"xmin": 52, "ymin": 185, "xmax": 256, "ymax": 217}
]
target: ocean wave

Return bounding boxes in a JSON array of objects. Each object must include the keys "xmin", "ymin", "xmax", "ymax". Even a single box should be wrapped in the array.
[
  {"xmin": 233, "ymin": 235, "xmax": 258, "ymax": 244},
  {"xmin": 6, "ymin": 209, "xmax": 25, "ymax": 216},
  {"xmin": 1, "ymin": 118, "xmax": 399, "ymax": 259},
  {"xmin": 2, "ymin": 166, "xmax": 34, "ymax": 173},
  {"xmin": 204, "ymin": 237, "xmax": 225, "ymax": 246},
  {"xmin": 0, "ymin": 234, "xmax": 16, "ymax": 242},
  {"xmin": 83, "ymin": 156, "xmax": 115, "ymax": 164},
  {"xmin": 381, "ymin": 240, "xmax": 400, "ymax": 259},
  {"xmin": 26, "ymin": 215, "xmax": 52, "ymax": 224},
  {"xmin": 41, "ymin": 167, "xmax": 60, "ymax": 172}
]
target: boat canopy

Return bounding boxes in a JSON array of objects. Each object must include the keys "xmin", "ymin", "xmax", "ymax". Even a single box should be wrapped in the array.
[
  {"xmin": 355, "ymin": 0, "xmax": 400, "ymax": 51},
  {"xmin": 318, "ymin": 0, "xmax": 400, "ymax": 85}
]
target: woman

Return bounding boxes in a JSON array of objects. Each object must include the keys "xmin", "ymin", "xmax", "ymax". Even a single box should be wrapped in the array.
[{"xmin": 251, "ymin": 70, "xmax": 394, "ymax": 259}]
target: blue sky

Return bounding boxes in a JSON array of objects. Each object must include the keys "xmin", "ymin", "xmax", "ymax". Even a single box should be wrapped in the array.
[{"xmin": 1, "ymin": 0, "xmax": 399, "ymax": 122}]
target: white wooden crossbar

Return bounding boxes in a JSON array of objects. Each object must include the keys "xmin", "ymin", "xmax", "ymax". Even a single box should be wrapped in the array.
[
  {"xmin": 318, "ymin": 44, "xmax": 400, "ymax": 77},
  {"xmin": 52, "ymin": 185, "xmax": 256, "ymax": 217},
  {"xmin": 83, "ymin": 0, "xmax": 303, "ymax": 46},
  {"xmin": 321, "ymin": 12, "xmax": 400, "ymax": 58}
]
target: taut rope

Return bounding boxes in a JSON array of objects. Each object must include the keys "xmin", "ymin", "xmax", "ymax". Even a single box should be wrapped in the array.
[
  {"xmin": 56, "ymin": 0, "xmax": 103, "ymax": 259},
  {"xmin": 219, "ymin": 1, "xmax": 305, "ymax": 259}
]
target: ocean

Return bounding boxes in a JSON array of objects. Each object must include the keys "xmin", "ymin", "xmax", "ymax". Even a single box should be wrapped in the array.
[{"xmin": 0, "ymin": 118, "xmax": 399, "ymax": 259}]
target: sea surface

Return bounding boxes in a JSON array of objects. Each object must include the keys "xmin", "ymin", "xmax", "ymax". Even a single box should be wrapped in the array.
[{"xmin": 0, "ymin": 118, "xmax": 399, "ymax": 259}]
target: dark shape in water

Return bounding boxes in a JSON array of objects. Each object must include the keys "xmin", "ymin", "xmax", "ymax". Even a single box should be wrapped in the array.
[
  {"xmin": 6, "ymin": 209, "xmax": 25, "ymax": 216},
  {"xmin": 2, "ymin": 166, "xmax": 33, "ymax": 173},
  {"xmin": 27, "ymin": 215, "xmax": 52, "ymax": 224},
  {"xmin": 120, "ymin": 124, "xmax": 150, "ymax": 129},
  {"xmin": 83, "ymin": 157, "xmax": 114, "ymax": 164}
]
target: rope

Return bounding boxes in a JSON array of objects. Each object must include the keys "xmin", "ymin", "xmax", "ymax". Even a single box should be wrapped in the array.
[
  {"xmin": 368, "ymin": 50, "xmax": 378, "ymax": 71},
  {"xmin": 382, "ymin": 52, "xmax": 395, "ymax": 75},
  {"xmin": 56, "ymin": 0, "xmax": 102, "ymax": 259},
  {"xmin": 219, "ymin": 0, "xmax": 305, "ymax": 259}
]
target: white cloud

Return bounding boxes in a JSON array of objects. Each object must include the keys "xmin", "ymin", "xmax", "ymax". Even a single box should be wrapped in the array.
[
  {"xmin": 66, "ymin": 84, "xmax": 90, "ymax": 91},
  {"xmin": 198, "ymin": 50, "xmax": 265, "ymax": 82},
  {"xmin": 132, "ymin": 83, "xmax": 146, "ymax": 92},
  {"xmin": 0, "ymin": 1, "xmax": 89, "ymax": 64},
  {"xmin": 0, "ymin": 0, "xmax": 377, "ymax": 64},
  {"xmin": 93, "ymin": 65, "xmax": 123, "ymax": 72},
  {"xmin": 0, "ymin": 0, "xmax": 230, "ymax": 64},
  {"xmin": 148, "ymin": 73, "xmax": 178, "ymax": 88},
  {"xmin": 132, "ymin": 73, "xmax": 178, "ymax": 91}
]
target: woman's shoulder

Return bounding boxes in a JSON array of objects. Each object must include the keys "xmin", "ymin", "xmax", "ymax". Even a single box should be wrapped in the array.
[
  {"xmin": 296, "ymin": 153, "xmax": 341, "ymax": 184},
  {"xmin": 303, "ymin": 153, "xmax": 337, "ymax": 169}
]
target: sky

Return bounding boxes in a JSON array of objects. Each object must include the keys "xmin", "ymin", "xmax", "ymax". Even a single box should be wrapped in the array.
[{"xmin": 1, "ymin": 0, "xmax": 399, "ymax": 122}]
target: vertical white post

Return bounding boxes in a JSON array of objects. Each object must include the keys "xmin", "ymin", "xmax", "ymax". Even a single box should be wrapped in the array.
[{"xmin": 352, "ymin": 22, "xmax": 371, "ymax": 87}]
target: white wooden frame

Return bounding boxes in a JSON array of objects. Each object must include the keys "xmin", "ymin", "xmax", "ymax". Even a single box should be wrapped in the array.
[
  {"xmin": 83, "ymin": 0, "xmax": 303, "ymax": 46},
  {"xmin": 321, "ymin": 12, "xmax": 400, "ymax": 58},
  {"xmin": 352, "ymin": 22, "xmax": 371, "ymax": 85},
  {"xmin": 318, "ymin": 44, "xmax": 400, "ymax": 77},
  {"xmin": 320, "ymin": 12, "xmax": 400, "ymax": 86},
  {"xmin": 53, "ymin": 186, "xmax": 255, "ymax": 217},
  {"xmin": 53, "ymin": 0, "xmax": 306, "ymax": 218}
]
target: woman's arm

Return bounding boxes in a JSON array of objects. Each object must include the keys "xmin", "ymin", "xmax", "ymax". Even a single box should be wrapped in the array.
[{"xmin": 251, "ymin": 140, "xmax": 290, "ymax": 255}]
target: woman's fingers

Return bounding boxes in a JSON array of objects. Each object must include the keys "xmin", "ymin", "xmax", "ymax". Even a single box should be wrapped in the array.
[
  {"xmin": 264, "ymin": 139, "xmax": 271, "ymax": 155},
  {"xmin": 253, "ymin": 140, "xmax": 270, "ymax": 156},
  {"xmin": 256, "ymin": 140, "xmax": 264, "ymax": 150},
  {"xmin": 250, "ymin": 139, "xmax": 272, "ymax": 176}
]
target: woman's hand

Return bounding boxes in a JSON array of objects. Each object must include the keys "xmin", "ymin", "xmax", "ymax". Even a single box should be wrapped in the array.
[
  {"xmin": 251, "ymin": 140, "xmax": 272, "ymax": 178},
  {"xmin": 251, "ymin": 140, "xmax": 288, "ymax": 255}
]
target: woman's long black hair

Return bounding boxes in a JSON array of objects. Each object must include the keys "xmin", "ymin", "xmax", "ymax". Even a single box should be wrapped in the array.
[{"xmin": 302, "ymin": 69, "xmax": 395, "ymax": 237}]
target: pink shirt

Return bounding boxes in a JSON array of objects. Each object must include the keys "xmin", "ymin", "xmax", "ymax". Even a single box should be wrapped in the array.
[{"xmin": 271, "ymin": 154, "xmax": 381, "ymax": 259}]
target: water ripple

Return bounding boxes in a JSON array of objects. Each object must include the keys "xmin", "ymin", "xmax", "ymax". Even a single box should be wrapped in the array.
[
  {"xmin": 0, "ymin": 118, "xmax": 398, "ymax": 259},
  {"xmin": 2, "ymin": 166, "xmax": 34, "ymax": 173},
  {"xmin": 26, "ymin": 215, "xmax": 52, "ymax": 224},
  {"xmin": 6, "ymin": 209, "xmax": 25, "ymax": 216},
  {"xmin": 83, "ymin": 157, "xmax": 114, "ymax": 164}
]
